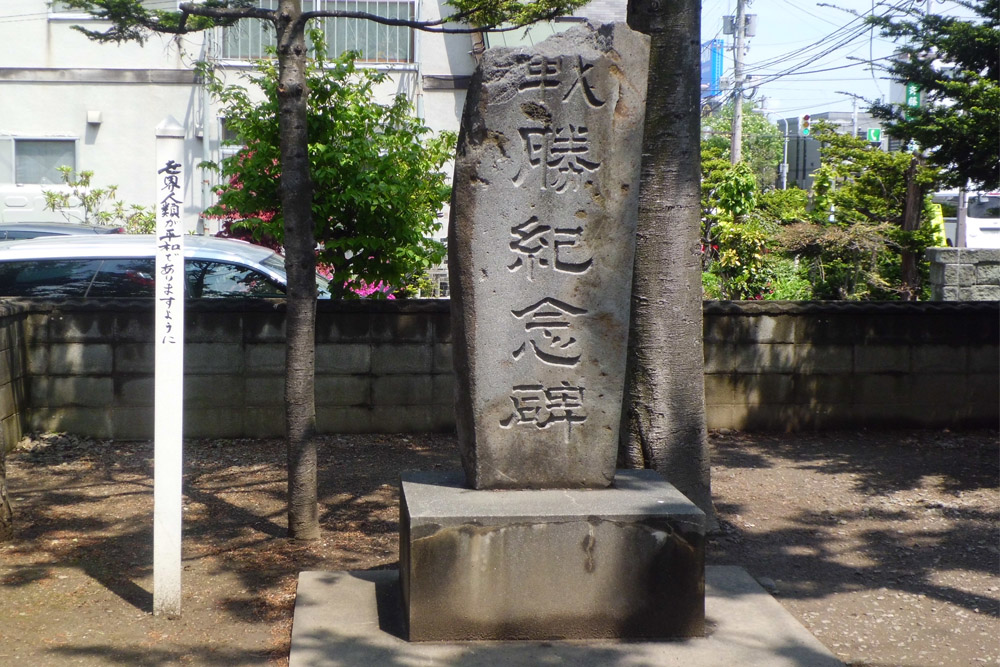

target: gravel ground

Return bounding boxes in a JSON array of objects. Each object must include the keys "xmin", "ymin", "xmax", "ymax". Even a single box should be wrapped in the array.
[{"xmin": 0, "ymin": 429, "xmax": 997, "ymax": 666}]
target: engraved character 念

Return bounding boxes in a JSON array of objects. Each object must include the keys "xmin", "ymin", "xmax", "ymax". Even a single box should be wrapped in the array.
[{"xmin": 510, "ymin": 297, "xmax": 588, "ymax": 366}]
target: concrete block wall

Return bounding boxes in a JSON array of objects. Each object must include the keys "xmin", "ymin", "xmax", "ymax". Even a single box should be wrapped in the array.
[
  {"xmin": 703, "ymin": 301, "xmax": 999, "ymax": 430},
  {"xmin": 20, "ymin": 300, "xmax": 454, "ymax": 439},
  {"xmin": 927, "ymin": 248, "xmax": 1000, "ymax": 301},
  {"xmin": 0, "ymin": 304, "xmax": 29, "ymax": 452},
  {"xmin": 3, "ymin": 299, "xmax": 997, "ymax": 440}
]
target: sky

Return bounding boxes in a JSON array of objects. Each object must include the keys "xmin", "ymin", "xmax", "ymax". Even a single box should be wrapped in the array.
[{"xmin": 700, "ymin": 0, "xmax": 980, "ymax": 120}]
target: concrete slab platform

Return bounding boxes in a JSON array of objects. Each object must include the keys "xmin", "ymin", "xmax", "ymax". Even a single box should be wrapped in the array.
[
  {"xmin": 400, "ymin": 470, "xmax": 705, "ymax": 640},
  {"xmin": 289, "ymin": 566, "xmax": 843, "ymax": 666}
]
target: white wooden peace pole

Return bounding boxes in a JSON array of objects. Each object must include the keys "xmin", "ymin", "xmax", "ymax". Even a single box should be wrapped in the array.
[{"xmin": 153, "ymin": 116, "xmax": 186, "ymax": 617}]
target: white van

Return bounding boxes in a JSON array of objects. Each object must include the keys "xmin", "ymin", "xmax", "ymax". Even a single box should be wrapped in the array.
[{"xmin": 931, "ymin": 191, "xmax": 1000, "ymax": 248}]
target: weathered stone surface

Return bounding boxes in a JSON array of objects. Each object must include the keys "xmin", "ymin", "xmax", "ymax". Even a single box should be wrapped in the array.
[
  {"xmin": 399, "ymin": 469, "xmax": 706, "ymax": 641},
  {"xmin": 448, "ymin": 23, "xmax": 650, "ymax": 489}
]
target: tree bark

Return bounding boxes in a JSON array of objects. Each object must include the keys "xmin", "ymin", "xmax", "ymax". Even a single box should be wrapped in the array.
[
  {"xmin": 276, "ymin": 1, "xmax": 320, "ymax": 540},
  {"xmin": 900, "ymin": 154, "xmax": 923, "ymax": 301},
  {"xmin": 1, "ymin": 436, "xmax": 12, "ymax": 542},
  {"xmin": 623, "ymin": 0, "xmax": 716, "ymax": 529}
]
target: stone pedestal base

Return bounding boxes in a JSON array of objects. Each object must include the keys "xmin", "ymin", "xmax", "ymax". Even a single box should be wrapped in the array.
[{"xmin": 399, "ymin": 469, "xmax": 705, "ymax": 641}]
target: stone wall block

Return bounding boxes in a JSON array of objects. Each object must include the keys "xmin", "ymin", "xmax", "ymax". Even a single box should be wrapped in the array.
[
  {"xmin": 315, "ymin": 343, "xmax": 370, "ymax": 374},
  {"xmin": 110, "ymin": 407, "xmax": 154, "ymax": 439},
  {"xmin": 0, "ymin": 383, "xmax": 15, "ymax": 420},
  {"xmin": 246, "ymin": 343, "xmax": 285, "ymax": 374},
  {"xmin": 115, "ymin": 376, "xmax": 154, "ymax": 407},
  {"xmin": 26, "ymin": 345, "xmax": 48, "ymax": 376},
  {"xmin": 743, "ymin": 315, "xmax": 796, "ymax": 343},
  {"xmin": 316, "ymin": 375, "xmax": 370, "ymax": 406},
  {"xmin": 184, "ymin": 343, "xmax": 244, "ymax": 374},
  {"xmin": 2, "ymin": 413, "xmax": 24, "ymax": 453},
  {"xmin": 965, "ymin": 373, "xmax": 1000, "ymax": 415},
  {"xmin": 703, "ymin": 343, "xmax": 737, "ymax": 373},
  {"xmin": 184, "ymin": 408, "xmax": 244, "ymax": 438},
  {"xmin": 243, "ymin": 406, "xmax": 284, "ymax": 437},
  {"xmin": 373, "ymin": 375, "xmax": 434, "ymax": 406},
  {"xmin": 854, "ymin": 345, "xmax": 910, "ymax": 373},
  {"xmin": 185, "ymin": 311, "xmax": 243, "ymax": 343},
  {"xmin": 315, "ymin": 310, "xmax": 371, "ymax": 343},
  {"xmin": 970, "ymin": 249, "xmax": 1000, "ymax": 263},
  {"xmin": 924, "ymin": 247, "xmax": 958, "ymax": 264},
  {"xmin": 114, "ymin": 311, "xmax": 154, "ymax": 342},
  {"xmin": 242, "ymin": 311, "xmax": 287, "ymax": 343},
  {"xmin": 976, "ymin": 263, "xmax": 1000, "ymax": 285},
  {"xmin": 743, "ymin": 373, "xmax": 795, "ymax": 405},
  {"xmin": 941, "ymin": 286, "xmax": 962, "ymax": 300},
  {"xmin": 23, "ymin": 313, "xmax": 48, "ymax": 345},
  {"xmin": 796, "ymin": 314, "xmax": 861, "ymax": 344},
  {"xmin": 911, "ymin": 344, "xmax": 968, "ymax": 373},
  {"xmin": 114, "ymin": 343, "xmax": 154, "ymax": 374},
  {"xmin": 853, "ymin": 374, "xmax": 913, "ymax": 406},
  {"xmin": 371, "ymin": 313, "xmax": 432, "ymax": 343},
  {"xmin": 48, "ymin": 311, "xmax": 115, "ymax": 342},
  {"xmin": 969, "ymin": 344, "xmax": 1000, "ymax": 372},
  {"xmin": 30, "ymin": 407, "xmax": 112, "ymax": 438},
  {"xmin": 431, "ymin": 343, "xmax": 453, "ymax": 374},
  {"xmin": 702, "ymin": 314, "xmax": 736, "ymax": 343},
  {"xmin": 316, "ymin": 406, "xmax": 373, "ymax": 433},
  {"xmin": 794, "ymin": 375, "xmax": 854, "ymax": 405},
  {"xmin": 702, "ymin": 373, "xmax": 738, "ymax": 407},
  {"xmin": 31, "ymin": 376, "xmax": 113, "ymax": 407},
  {"xmin": 970, "ymin": 285, "xmax": 1000, "ymax": 301},
  {"xmin": 184, "ymin": 375, "xmax": 245, "ymax": 406},
  {"xmin": 431, "ymin": 373, "xmax": 455, "ymax": 406},
  {"xmin": 371, "ymin": 343, "xmax": 432, "ymax": 375},
  {"xmin": 245, "ymin": 376, "xmax": 284, "ymax": 406},
  {"xmin": 47, "ymin": 343, "xmax": 113, "ymax": 375},
  {"xmin": 910, "ymin": 374, "xmax": 972, "ymax": 407},
  {"xmin": 430, "ymin": 311, "xmax": 451, "ymax": 342}
]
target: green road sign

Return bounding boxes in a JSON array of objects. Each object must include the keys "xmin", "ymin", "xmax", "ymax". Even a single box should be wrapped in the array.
[
  {"xmin": 867, "ymin": 128, "xmax": 882, "ymax": 143},
  {"xmin": 904, "ymin": 83, "xmax": 921, "ymax": 120}
]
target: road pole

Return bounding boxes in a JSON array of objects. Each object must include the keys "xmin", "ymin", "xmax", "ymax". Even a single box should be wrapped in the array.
[
  {"xmin": 729, "ymin": 0, "xmax": 747, "ymax": 164},
  {"xmin": 779, "ymin": 117, "xmax": 789, "ymax": 189}
]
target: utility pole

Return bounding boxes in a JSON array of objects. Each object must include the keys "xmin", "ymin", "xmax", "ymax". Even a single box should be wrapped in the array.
[
  {"xmin": 778, "ymin": 117, "xmax": 789, "ymax": 189},
  {"xmin": 729, "ymin": 0, "xmax": 747, "ymax": 164}
]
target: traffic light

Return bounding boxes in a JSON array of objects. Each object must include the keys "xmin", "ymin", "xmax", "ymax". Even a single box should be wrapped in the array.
[{"xmin": 800, "ymin": 114, "xmax": 812, "ymax": 137}]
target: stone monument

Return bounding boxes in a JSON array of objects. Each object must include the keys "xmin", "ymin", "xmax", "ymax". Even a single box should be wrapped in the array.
[{"xmin": 399, "ymin": 22, "xmax": 706, "ymax": 641}]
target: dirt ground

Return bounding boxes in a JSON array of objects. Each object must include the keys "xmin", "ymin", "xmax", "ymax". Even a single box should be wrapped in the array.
[{"xmin": 1, "ymin": 429, "xmax": 996, "ymax": 667}]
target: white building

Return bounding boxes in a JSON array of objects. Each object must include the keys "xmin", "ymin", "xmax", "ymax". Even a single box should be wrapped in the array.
[{"xmin": 0, "ymin": 0, "xmax": 480, "ymax": 231}]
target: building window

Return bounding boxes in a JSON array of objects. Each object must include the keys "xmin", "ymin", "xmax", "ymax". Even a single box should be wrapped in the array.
[
  {"xmin": 221, "ymin": 0, "xmax": 414, "ymax": 64},
  {"xmin": 50, "ymin": 0, "xmax": 179, "ymax": 15},
  {"xmin": 14, "ymin": 139, "xmax": 76, "ymax": 185}
]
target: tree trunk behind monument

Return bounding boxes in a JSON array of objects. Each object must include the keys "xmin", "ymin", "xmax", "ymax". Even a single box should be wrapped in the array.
[
  {"xmin": 276, "ymin": 2, "xmax": 320, "ymax": 540},
  {"xmin": 900, "ymin": 154, "xmax": 923, "ymax": 301},
  {"xmin": 622, "ymin": 0, "xmax": 715, "ymax": 527},
  {"xmin": 0, "ymin": 442, "xmax": 12, "ymax": 542}
]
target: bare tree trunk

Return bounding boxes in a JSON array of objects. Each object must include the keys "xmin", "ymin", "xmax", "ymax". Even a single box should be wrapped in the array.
[
  {"xmin": 623, "ymin": 0, "xmax": 716, "ymax": 529},
  {"xmin": 1, "ymin": 435, "xmax": 12, "ymax": 542},
  {"xmin": 900, "ymin": 154, "xmax": 923, "ymax": 301},
  {"xmin": 276, "ymin": 1, "xmax": 319, "ymax": 540}
]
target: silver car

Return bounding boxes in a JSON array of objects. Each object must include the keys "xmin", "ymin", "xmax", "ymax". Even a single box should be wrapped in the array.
[
  {"xmin": 0, "ymin": 234, "xmax": 331, "ymax": 299},
  {"xmin": 0, "ymin": 221, "xmax": 126, "ymax": 239}
]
